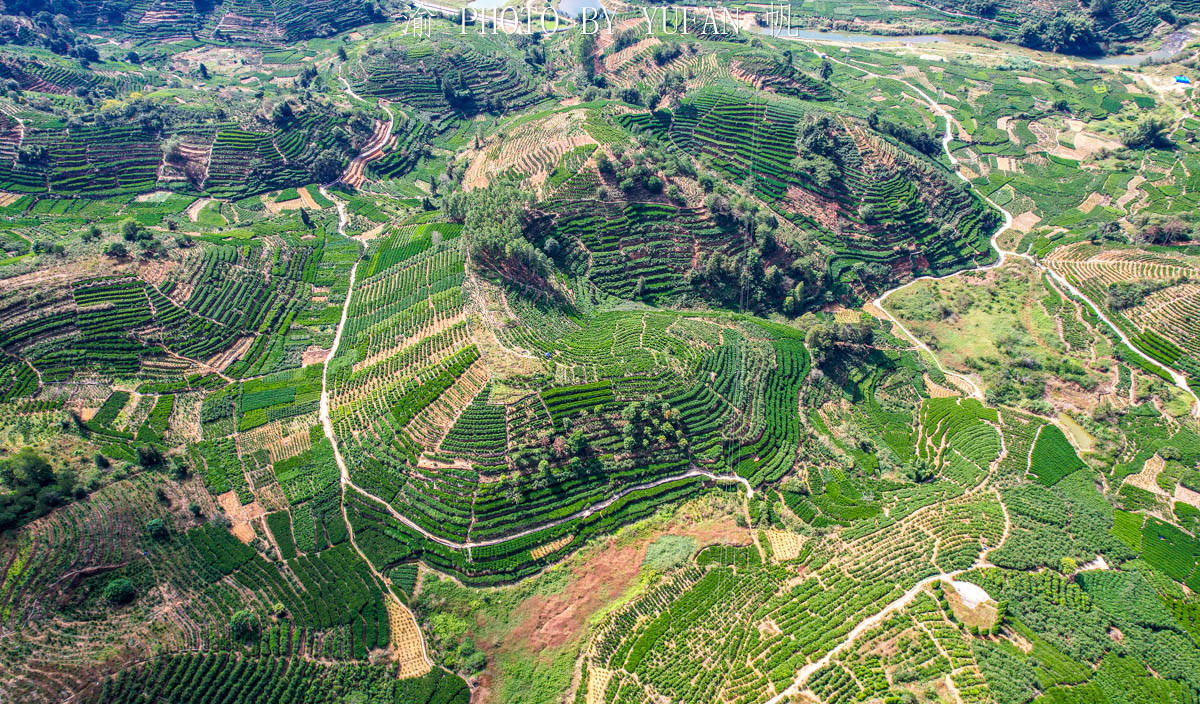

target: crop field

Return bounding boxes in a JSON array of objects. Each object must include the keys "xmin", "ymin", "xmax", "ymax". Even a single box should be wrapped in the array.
[
  {"xmin": 331, "ymin": 230, "xmax": 814, "ymax": 580},
  {"xmin": 386, "ymin": 595, "xmax": 433, "ymax": 678},
  {"xmin": 0, "ymin": 9, "xmax": 1198, "ymax": 704},
  {"xmin": 761, "ymin": 529, "xmax": 806, "ymax": 561},
  {"xmin": 1045, "ymin": 243, "xmax": 1200, "ymax": 385},
  {"xmin": 462, "ymin": 109, "xmax": 597, "ymax": 194},
  {"xmin": 351, "ymin": 36, "xmax": 545, "ymax": 134},
  {"xmin": 586, "ymin": 484, "xmax": 1005, "ymax": 703},
  {"xmin": 813, "ymin": 40, "xmax": 1192, "ymax": 262},
  {"xmin": 917, "ymin": 397, "xmax": 1000, "ymax": 488},
  {"xmin": 1028, "ymin": 423, "xmax": 1086, "ymax": 486}
]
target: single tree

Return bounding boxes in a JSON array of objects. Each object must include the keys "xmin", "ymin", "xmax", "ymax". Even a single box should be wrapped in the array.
[
  {"xmin": 230, "ymin": 609, "xmax": 259, "ymax": 641},
  {"xmin": 104, "ymin": 577, "xmax": 135, "ymax": 605},
  {"xmin": 120, "ymin": 218, "xmax": 140, "ymax": 242},
  {"xmin": 312, "ymin": 149, "xmax": 344, "ymax": 184}
]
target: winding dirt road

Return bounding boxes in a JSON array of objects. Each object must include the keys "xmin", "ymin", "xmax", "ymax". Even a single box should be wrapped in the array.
[
  {"xmin": 819, "ymin": 49, "xmax": 1199, "ymax": 416},
  {"xmin": 757, "ymin": 44, "xmax": 1147, "ymax": 701}
]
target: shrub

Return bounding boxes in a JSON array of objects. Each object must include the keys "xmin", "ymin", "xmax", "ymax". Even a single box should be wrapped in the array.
[
  {"xmin": 1028, "ymin": 425, "xmax": 1084, "ymax": 486},
  {"xmin": 104, "ymin": 577, "xmax": 135, "ymax": 605},
  {"xmin": 312, "ymin": 149, "xmax": 344, "ymax": 184},
  {"xmin": 146, "ymin": 518, "xmax": 168, "ymax": 541},
  {"xmin": 0, "ymin": 448, "xmax": 78, "ymax": 531},
  {"xmin": 136, "ymin": 445, "xmax": 163, "ymax": 468}
]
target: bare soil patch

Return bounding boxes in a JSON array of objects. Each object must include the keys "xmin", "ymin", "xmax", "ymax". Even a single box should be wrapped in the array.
[
  {"xmin": 207, "ymin": 336, "xmax": 253, "ymax": 371},
  {"xmin": 297, "ymin": 187, "xmax": 320, "ymax": 210},
  {"xmin": 504, "ymin": 539, "xmax": 643, "ymax": 654},
  {"xmin": 358, "ymin": 222, "xmax": 388, "ymax": 241},
  {"xmin": 924, "ymin": 374, "xmax": 958, "ymax": 398},
  {"xmin": 301, "ymin": 345, "xmax": 329, "ymax": 366},
  {"xmin": 263, "ymin": 197, "xmax": 305, "ymax": 214},
  {"xmin": 1072, "ymin": 131, "xmax": 1121, "ymax": 158},
  {"xmin": 1077, "ymin": 192, "xmax": 1106, "ymax": 214},
  {"xmin": 763, "ymin": 530, "xmax": 806, "ymax": 561},
  {"xmin": 1175, "ymin": 484, "xmax": 1200, "ymax": 511},
  {"xmin": 172, "ymin": 46, "xmax": 260, "ymax": 75},
  {"xmin": 1125, "ymin": 454, "xmax": 1169, "ymax": 497},
  {"xmin": 185, "ymin": 197, "xmax": 215, "ymax": 222},
  {"xmin": 216, "ymin": 491, "xmax": 265, "ymax": 544},
  {"xmin": 1010, "ymin": 211, "xmax": 1041, "ymax": 233},
  {"xmin": 504, "ymin": 514, "xmax": 748, "ymax": 654},
  {"xmin": 386, "ymin": 597, "xmax": 431, "ymax": 678},
  {"xmin": 1117, "ymin": 174, "xmax": 1146, "ymax": 210}
]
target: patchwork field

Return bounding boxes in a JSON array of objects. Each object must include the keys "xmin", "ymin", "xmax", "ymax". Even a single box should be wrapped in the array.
[{"xmin": 0, "ymin": 7, "xmax": 1198, "ymax": 704}]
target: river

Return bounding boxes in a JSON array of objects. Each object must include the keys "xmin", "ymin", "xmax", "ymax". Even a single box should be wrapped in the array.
[
  {"xmin": 756, "ymin": 19, "xmax": 1193, "ymax": 66},
  {"xmin": 556, "ymin": 1, "xmax": 946, "ymax": 40},
  {"xmin": 755, "ymin": 26, "xmax": 945, "ymax": 44},
  {"xmin": 1091, "ymin": 27, "xmax": 1195, "ymax": 66},
  {"xmin": 557, "ymin": 0, "xmax": 603, "ymax": 18}
]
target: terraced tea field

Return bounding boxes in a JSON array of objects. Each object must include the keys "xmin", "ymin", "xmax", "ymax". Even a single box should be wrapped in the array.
[
  {"xmin": 1046, "ymin": 243, "xmax": 1200, "ymax": 387},
  {"xmin": 0, "ymin": 8, "xmax": 1197, "ymax": 704}
]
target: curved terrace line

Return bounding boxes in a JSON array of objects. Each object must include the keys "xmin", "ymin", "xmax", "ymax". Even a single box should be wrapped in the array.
[{"xmin": 814, "ymin": 49, "xmax": 1199, "ymax": 416}]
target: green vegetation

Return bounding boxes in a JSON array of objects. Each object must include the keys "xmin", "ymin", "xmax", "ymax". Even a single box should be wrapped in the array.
[
  {"xmin": 1029, "ymin": 424, "xmax": 1086, "ymax": 486},
  {"xmin": 642, "ymin": 535, "xmax": 697, "ymax": 572},
  {"xmin": 103, "ymin": 577, "xmax": 135, "ymax": 605},
  {"xmin": 0, "ymin": 448, "xmax": 78, "ymax": 531},
  {"xmin": 86, "ymin": 655, "xmax": 468, "ymax": 704},
  {"xmin": 0, "ymin": 10, "xmax": 1199, "ymax": 704}
]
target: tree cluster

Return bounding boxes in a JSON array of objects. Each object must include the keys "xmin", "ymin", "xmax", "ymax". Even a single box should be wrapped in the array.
[
  {"xmin": 1016, "ymin": 12, "xmax": 1100, "ymax": 56},
  {"xmin": 1107, "ymin": 278, "xmax": 1180, "ymax": 310},
  {"xmin": 685, "ymin": 187, "xmax": 825, "ymax": 315},
  {"xmin": 411, "ymin": 576, "xmax": 487, "ymax": 676},
  {"xmin": 103, "ymin": 576, "xmax": 135, "ymax": 605},
  {"xmin": 620, "ymin": 400, "xmax": 684, "ymax": 454},
  {"xmin": 0, "ymin": 448, "xmax": 78, "ymax": 532},
  {"xmin": 651, "ymin": 42, "xmax": 681, "ymax": 66},
  {"xmin": 1123, "ymin": 117, "xmax": 1172, "ymax": 150},
  {"xmin": 867, "ymin": 110, "xmax": 941, "ymax": 156},
  {"xmin": 1133, "ymin": 215, "xmax": 1192, "ymax": 245},
  {"xmin": 596, "ymin": 145, "xmax": 681, "ymax": 196},
  {"xmin": 804, "ymin": 319, "xmax": 875, "ymax": 367},
  {"xmin": 230, "ymin": 609, "xmax": 259, "ymax": 642},
  {"xmin": 445, "ymin": 183, "xmax": 548, "ymax": 282},
  {"xmin": 0, "ymin": 6, "xmax": 99, "ymax": 60},
  {"xmin": 791, "ymin": 113, "xmax": 846, "ymax": 188}
]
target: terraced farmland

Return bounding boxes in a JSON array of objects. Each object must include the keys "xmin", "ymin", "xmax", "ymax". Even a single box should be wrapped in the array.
[
  {"xmin": 0, "ymin": 10, "xmax": 1197, "ymax": 704},
  {"xmin": 1046, "ymin": 243, "xmax": 1200, "ymax": 385},
  {"xmin": 617, "ymin": 87, "xmax": 999, "ymax": 287}
]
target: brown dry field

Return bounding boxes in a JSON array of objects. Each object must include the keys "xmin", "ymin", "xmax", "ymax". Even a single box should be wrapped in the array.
[{"xmin": 472, "ymin": 498, "xmax": 748, "ymax": 703}]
